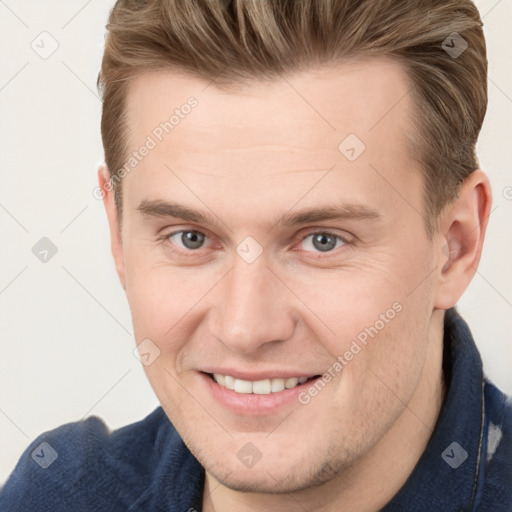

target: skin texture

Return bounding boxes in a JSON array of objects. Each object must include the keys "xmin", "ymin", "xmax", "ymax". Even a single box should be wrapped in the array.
[{"xmin": 99, "ymin": 57, "xmax": 491, "ymax": 512}]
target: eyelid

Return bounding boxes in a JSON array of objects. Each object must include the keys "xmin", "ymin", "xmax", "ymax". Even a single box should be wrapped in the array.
[{"xmin": 297, "ymin": 226, "xmax": 352, "ymax": 243}]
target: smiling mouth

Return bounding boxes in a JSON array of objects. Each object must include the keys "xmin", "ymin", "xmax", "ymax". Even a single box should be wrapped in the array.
[{"xmin": 206, "ymin": 372, "xmax": 321, "ymax": 395}]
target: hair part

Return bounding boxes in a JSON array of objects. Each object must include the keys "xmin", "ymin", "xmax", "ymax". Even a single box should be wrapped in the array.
[{"xmin": 97, "ymin": 0, "xmax": 487, "ymax": 236}]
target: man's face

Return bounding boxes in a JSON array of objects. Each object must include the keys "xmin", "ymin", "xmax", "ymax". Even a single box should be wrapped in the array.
[{"xmin": 111, "ymin": 58, "xmax": 443, "ymax": 492}]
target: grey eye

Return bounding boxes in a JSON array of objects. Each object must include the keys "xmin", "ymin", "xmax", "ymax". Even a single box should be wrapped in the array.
[
  {"xmin": 301, "ymin": 232, "xmax": 344, "ymax": 253},
  {"xmin": 169, "ymin": 230, "xmax": 206, "ymax": 250}
]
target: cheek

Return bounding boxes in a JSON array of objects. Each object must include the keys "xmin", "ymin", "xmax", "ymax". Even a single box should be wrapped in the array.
[
  {"xmin": 124, "ymin": 246, "xmax": 212, "ymax": 338},
  {"xmin": 284, "ymin": 266, "xmax": 405, "ymax": 352},
  {"xmin": 343, "ymin": 292, "xmax": 433, "ymax": 422},
  {"xmin": 302, "ymin": 262, "xmax": 432, "ymax": 405},
  {"xmin": 323, "ymin": 306, "xmax": 431, "ymax": 450}
]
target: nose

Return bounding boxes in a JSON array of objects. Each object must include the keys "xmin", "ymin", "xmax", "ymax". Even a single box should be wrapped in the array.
[{"xmin": 209, "ymin": 252, "xmax": 296, "ymax": 354}]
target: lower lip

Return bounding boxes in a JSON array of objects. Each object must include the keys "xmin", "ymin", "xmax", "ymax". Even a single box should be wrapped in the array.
[{"xmin": 199, "ymin": 372, "xmax": 319, "ymax": 416}]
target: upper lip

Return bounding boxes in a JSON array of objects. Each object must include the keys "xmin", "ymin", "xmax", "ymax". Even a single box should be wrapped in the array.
[{"xmin": 200, "ymin": 368, "xmax": 321, "ymax": 381}]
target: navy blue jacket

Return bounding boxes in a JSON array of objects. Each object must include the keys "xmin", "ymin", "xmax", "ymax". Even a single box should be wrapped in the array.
[{"xmin": 1, "ymin": 309, "xmax": 511, "ymax": 511}]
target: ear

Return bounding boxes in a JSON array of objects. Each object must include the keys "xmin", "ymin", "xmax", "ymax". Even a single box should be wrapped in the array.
[
  {"xmin": 433, "ymin": 169, "xmax": 492, "ymax": 310},
  {"xmin": 98, "ymin": 164, "xmax": 126, "ymax": 290}
]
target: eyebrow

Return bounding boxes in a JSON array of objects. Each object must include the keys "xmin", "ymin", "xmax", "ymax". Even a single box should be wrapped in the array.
[{"xmin": 137, "ymin": 199, "xmax": 381, "ymax": 228}]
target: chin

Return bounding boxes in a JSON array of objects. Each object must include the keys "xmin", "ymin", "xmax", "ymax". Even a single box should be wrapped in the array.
[
  {"xmin": 199, "ymin": 445, "xmax": 351, "ymax": 495},
  {"xmin": 208, "ymin": 466, "xmax": 312, "ymax": 494}
]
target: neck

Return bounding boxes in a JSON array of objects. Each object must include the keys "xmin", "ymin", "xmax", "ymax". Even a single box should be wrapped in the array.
[{"xmin": 203, "ymin": 310, "xmax": 446, "ymax": 512}]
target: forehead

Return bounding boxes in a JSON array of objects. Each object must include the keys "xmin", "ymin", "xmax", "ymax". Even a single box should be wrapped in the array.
[
  {"xmin": 122, "ymin": 57, "xmax": 422, "ymax": 226},
  {"xmin": 126, "ymin": 57, "xmax": 414, "ymax": 148}
]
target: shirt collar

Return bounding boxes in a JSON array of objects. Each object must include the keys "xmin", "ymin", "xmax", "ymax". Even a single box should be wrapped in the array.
[{"xmin": 382, "ymin": 308, "xmax": 486, "ymax": 511}]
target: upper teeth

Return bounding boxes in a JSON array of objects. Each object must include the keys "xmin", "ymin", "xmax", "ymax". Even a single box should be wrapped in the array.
[{"xmin": 213, "ymin": 374, "xmax": 309, "ymax": 394}]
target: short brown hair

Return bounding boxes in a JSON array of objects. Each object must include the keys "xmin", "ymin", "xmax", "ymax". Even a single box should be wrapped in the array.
[{"xmin": 97, "ymin": 0, "xmax": 487, "ymax": 235}]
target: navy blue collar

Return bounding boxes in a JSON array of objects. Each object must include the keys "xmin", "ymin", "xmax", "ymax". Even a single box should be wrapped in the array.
[{"xmin": 382, "ymin": 308, "xmax": 486, "ymax": 511}]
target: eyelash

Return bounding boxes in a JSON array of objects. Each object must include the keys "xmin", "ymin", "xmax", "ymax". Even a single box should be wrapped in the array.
[{"xmin": 160, "ymin": 228, "xmax": 350, "ymax": 257}]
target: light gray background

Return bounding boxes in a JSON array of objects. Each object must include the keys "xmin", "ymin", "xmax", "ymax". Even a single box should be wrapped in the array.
[{"xmin": 0, "ymin": 0, "xmax": 511, "ymax": 485}]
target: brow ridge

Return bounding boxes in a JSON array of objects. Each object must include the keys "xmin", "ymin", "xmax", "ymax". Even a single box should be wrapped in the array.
[{"xmin": 137, "ymin": 199, "xmax": 381, "ymax": 228}]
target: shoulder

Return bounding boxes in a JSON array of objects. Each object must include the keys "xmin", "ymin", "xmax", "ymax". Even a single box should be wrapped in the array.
[
  {"xmin": 0, "ymin": 407, "xmax": 175, "ymax": 512},
  {"xmin": 476, "ymin": 379, "xmax": 512, "ymax": 511}
]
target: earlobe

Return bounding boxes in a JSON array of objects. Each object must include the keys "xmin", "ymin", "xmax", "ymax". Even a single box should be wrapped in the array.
[
  {"xmin": 97, "ymin": 164, "xmax": 126, "ymax": 290},
  {"xmin": 434, "ymin": 170, "xmax": 492, "ymax": 310}
]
